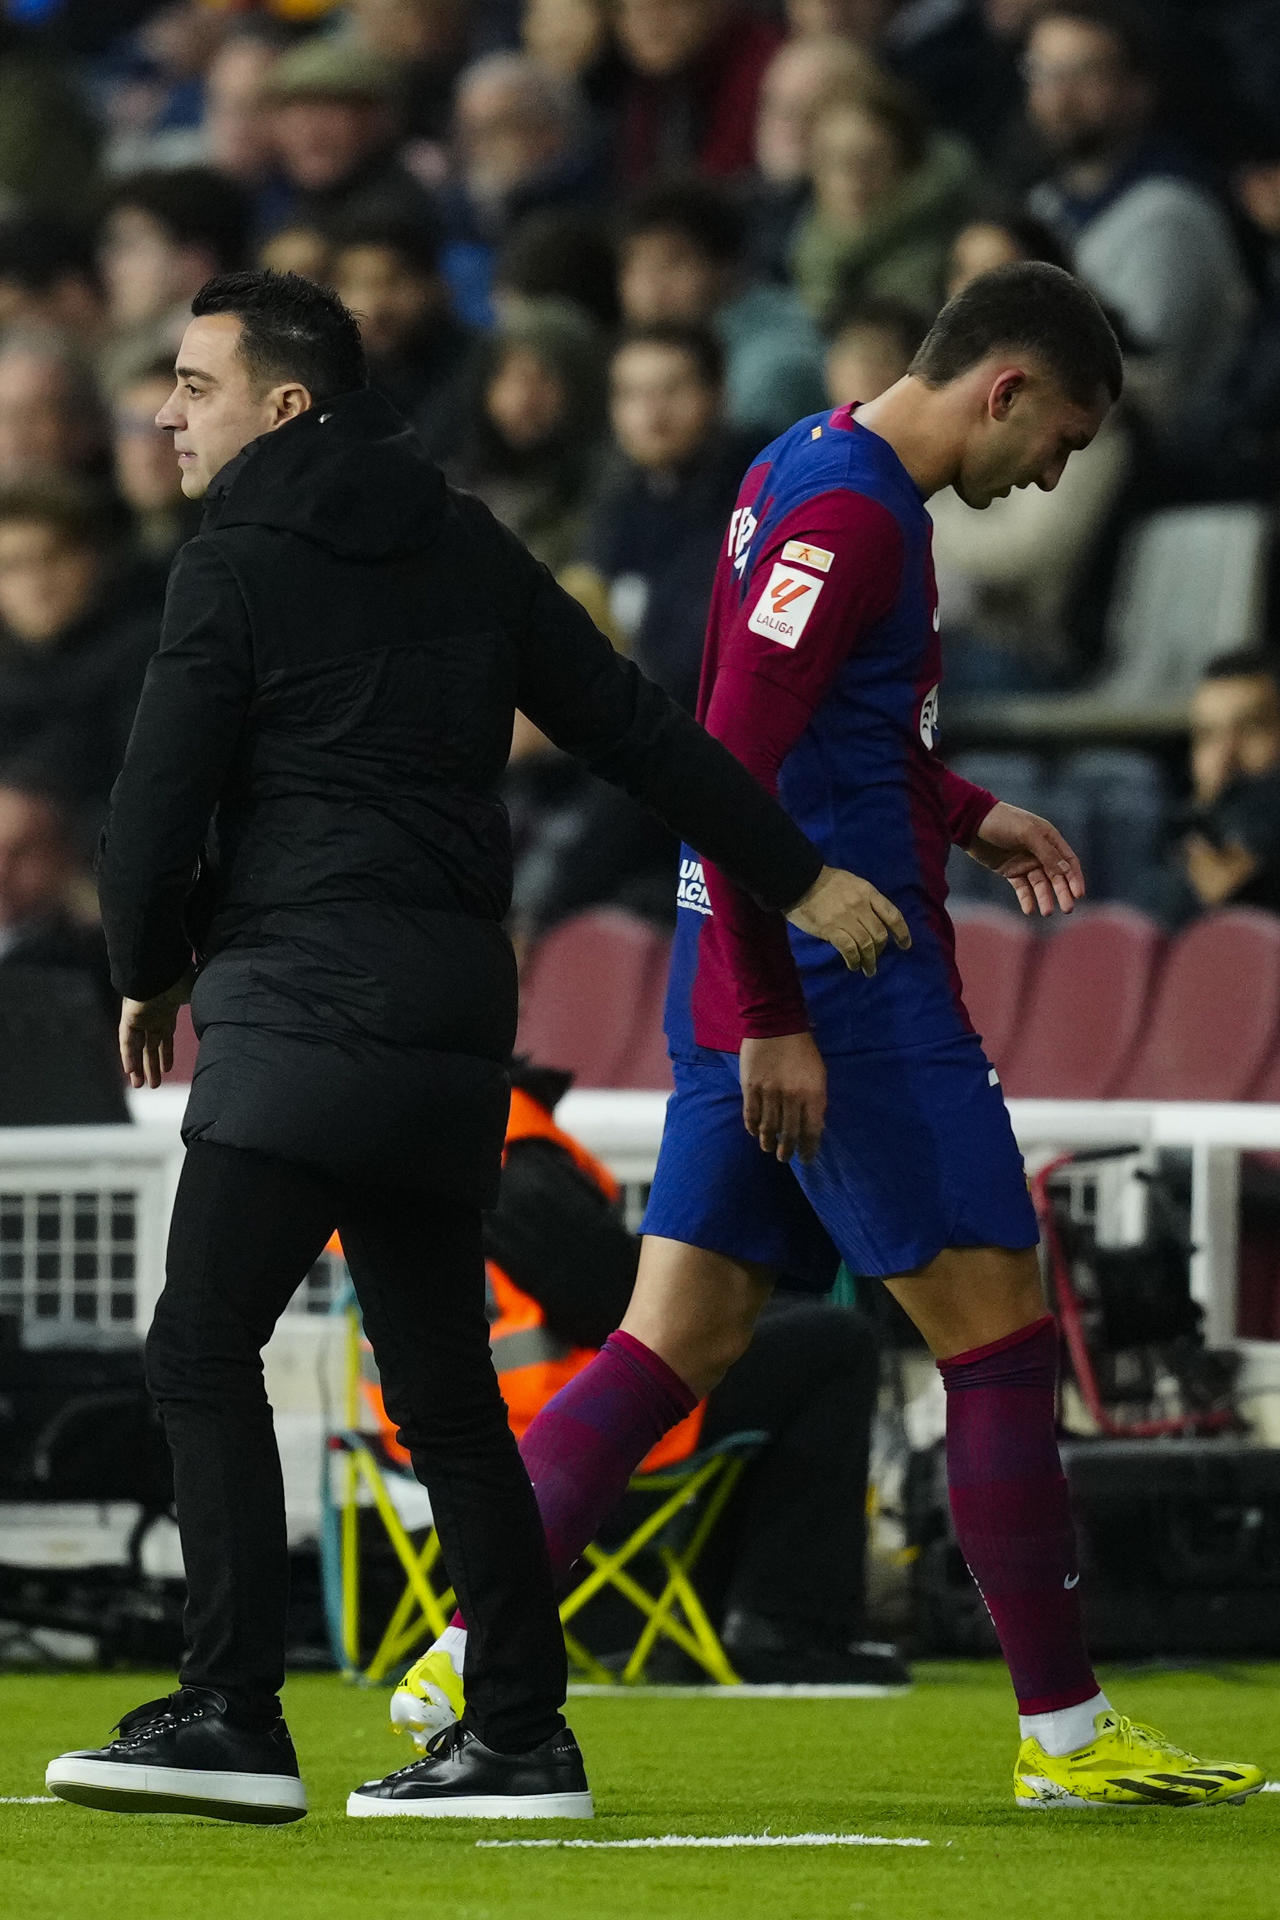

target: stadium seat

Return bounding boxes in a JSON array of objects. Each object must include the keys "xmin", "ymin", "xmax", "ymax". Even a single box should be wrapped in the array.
[
  {"xmin": 951, "ymin": 907, "xmax": 1039, "ymax": 1076},
  {"xmin": 1114, "ymin": 909, "xmax": 1280, "ymax": 1101},
  {"xmin": 1094, "ymin": 503, "xmax": 1271, "ymax": 708},
  {"xmin": 616, "ymin": 936, "xmax": 675, "ymax": 1090},
  {"xmin": 516, "ymin": 909, "xmax": 670, "ymax": 1086},
  {"xmin": 1001, "ymin": 906, "xmax": 1165, "ymax": 1099}
]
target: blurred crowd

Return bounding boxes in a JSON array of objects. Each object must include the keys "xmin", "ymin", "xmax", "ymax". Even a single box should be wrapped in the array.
[{"xmin": 3, "ymin": 0, "xmax": 1280, "ymax": 998}]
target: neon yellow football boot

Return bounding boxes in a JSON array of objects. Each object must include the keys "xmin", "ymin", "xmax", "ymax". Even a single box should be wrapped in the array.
[
  {"xmin": 389, "ymin": 1647, "xmax": 465, "ymax": 1749},
  {"xmin": 1015, "ymin": 1709, "xmax": 1266, "ymax": 1809}
]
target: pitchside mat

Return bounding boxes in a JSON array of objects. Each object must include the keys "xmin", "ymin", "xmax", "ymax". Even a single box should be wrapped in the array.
[{"xmin": 2, "ymin": 1664, "xmax": 1277, "ymax": 1920}]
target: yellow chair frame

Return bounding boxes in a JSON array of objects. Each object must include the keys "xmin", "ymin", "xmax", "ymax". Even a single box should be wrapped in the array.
[{"xmin": 323, "ymin": 1304, "xmax": 765, "ymax": 1688}]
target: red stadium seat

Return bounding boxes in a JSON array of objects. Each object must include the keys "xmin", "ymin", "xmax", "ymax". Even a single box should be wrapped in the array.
[
  {"xmin": 517, "ymin": 910, "xmax": 671, "ymax": 1087},
  {"xmin": 1001, "ymin": 907, "xmax": 1165, "ymax": 1099},
  {"xmin": 1114, "ymin": 909, "xmax": 1280, "ymax": 1101},
  {"xmin": 616, "ymin": 937, "xmax": 675, "ymax": 1090},
  {"xmin": 951, "ymin": 907, "xmax": 1039, "ymax": 1077}
]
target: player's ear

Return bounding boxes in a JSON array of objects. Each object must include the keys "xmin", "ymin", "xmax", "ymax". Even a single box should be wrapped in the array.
[{"xmin": 987, "ymin": 368, "xmax": 1025, "ymax": 422}]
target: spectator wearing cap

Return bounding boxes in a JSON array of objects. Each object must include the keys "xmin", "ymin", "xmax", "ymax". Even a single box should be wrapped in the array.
[
  {"xmin": 790, "ymin": 71, "xmax": 978, "ymax": 323},
  {"xmin": 1023, "ymin": 2, "xmax": 1252, "ymax": 432},
  {"xmin": 614, "ymin": 0, "xmax": 783, "ymax": 183},
  {"xmin": 331, "ymin": 214, "xmax": 475, "ymax": 458},
  {"xmin": 440, "ymin": 53, "xmax": 608, "ymax": 328},
  {"xmin": 446, "ymin": 300, "xmax": 609, "ymax": 575},
  {"xmin": 96, "ymin": 168, "xmax": 253, "ymax": 394},
  {"xmin": 618, "ymin": 180, "xmax": 826, "ymax": 443},
  {"xmin": 1130, "ymin": 651, "xmax": 1280, "ymax": 930},
  {"xmin": 264, "ymin": 34, "xmax": 440, "ymax": 233},
  {"xmin": 0, "ymin": 479, "xmax": 157, "ymax": 850}
]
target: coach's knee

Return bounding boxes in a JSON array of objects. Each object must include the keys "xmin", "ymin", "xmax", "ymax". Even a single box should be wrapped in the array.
[{"xmin": 144, "ymin": 1291, "xmax": 262, "ymax": 1408}]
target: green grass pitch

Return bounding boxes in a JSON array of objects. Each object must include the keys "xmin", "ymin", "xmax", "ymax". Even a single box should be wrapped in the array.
[{"xmin": 3, "ymin": 1664, "xmax": 1278, "ymax": 1920}]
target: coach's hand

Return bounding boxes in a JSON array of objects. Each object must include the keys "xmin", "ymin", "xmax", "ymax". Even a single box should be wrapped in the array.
[
  {"xmin": 966, "ymin": 802, "xmax": 1085, "ymax": 916},
  {"xmin": 787, "ymin": 864, "xmax": 912, "ymax": 977},
  {"xmin": 740, "ymin": 1031, "xmax": 827, "ymax": 1163},
  {"xmin": 120, "ymin": 968, "xmax": 194, "ymax": 1090}
]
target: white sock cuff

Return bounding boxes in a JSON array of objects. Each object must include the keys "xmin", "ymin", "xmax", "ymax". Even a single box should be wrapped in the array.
[{"xmin": 1019, "ymin": 1690, "xmax": 1111, "ymax": 1759}]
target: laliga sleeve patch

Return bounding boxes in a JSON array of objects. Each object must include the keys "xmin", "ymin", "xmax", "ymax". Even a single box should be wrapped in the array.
[{"xmin": 747, "ymin": 562, "xmax": 824, "ymax": 649}]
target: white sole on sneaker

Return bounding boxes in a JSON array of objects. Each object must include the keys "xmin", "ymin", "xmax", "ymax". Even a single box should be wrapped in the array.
[
  {"xmin": 346, "ymin": 1788, "xmax": 594, "ymax": 1819},
  {"xmin": 45, "ymin": 1755, "xmax": 307, "ymax": 1824}
]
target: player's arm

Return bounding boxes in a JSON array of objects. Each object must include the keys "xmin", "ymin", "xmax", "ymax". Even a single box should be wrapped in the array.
[
  {"xmin": 701, "ymin": 494, "xmax": 913, "ymax": 1161},
  {"xmin": 505, "ymin": 523, "xmax": 830, "ymax": 913},
  {"xmin": 97, "ymin": 541, "xmax": 255, "ymax": 1082},
  {"xmin": 940, "ymin": 766, "xmax": 1085, "ymax": 917}
]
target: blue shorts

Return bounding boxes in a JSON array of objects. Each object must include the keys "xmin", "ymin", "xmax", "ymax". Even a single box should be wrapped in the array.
[{"xmin": 641, "ymin": 1033, "xmax": 1038, "ymax": 1289}]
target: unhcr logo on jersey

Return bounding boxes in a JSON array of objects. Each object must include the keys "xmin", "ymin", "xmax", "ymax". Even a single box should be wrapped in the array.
[{"xmin": 677, "ymin": 856, "xmax": 713, "ymax": 916}]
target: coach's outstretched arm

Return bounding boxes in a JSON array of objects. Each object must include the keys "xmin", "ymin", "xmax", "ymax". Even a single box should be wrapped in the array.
[{"xmin": 510, "ymin": 537, "xmax": 907, "ymax": 971}]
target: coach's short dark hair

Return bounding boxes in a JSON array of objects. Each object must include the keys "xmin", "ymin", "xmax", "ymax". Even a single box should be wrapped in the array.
[
  {"xmin": 909, "ymin": 262, "xmax": 1123, "ymax": 406},
  {"xmin": 614, "ymin": 321, "xmax": 725, "ymax": 391},
  {"xmin": 192, "ymin": 269, "xmax": 367, "ymax": 406}
]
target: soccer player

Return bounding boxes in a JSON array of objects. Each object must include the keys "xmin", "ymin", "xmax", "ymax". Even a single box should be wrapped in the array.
[{"xmin": 397, "ymin": 263, "xmax": 1265, "ymax": 1809}]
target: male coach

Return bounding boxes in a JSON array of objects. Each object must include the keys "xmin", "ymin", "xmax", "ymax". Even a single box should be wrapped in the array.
[{"xmin": 42, "ymin": 270, "xmax": 898, "ymax": 1825}]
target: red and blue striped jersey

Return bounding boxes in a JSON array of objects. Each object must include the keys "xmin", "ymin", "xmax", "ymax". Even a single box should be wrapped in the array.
[{"xmin": 666, "ymin": 404, "xmax": 995, "ymax": 1057}]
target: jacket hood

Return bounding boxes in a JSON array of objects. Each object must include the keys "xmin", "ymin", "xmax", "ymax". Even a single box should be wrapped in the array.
[{"xmin": 201, "ymin": 387, "xmax": 448, "ymax": 560}]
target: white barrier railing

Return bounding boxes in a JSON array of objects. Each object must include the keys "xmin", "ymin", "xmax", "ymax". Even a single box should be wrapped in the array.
[{"xmin": 0, "ymin": 1091, "xmax": 1277, "ymax": 1356}]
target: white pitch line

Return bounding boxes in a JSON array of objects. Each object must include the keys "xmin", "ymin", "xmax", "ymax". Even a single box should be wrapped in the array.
[
  {"xmin": 478, "ymin": 1833, "xmax": 929, "ymax": 1850},
  {"xmin": 0, "ymin": 1796, "xmax": 56, "ymax": 1804},
  {"xmin": 567, "ymin": 1684, "xmax": 907, "ymax": 1700},
  {"xmin": 1262, "ymin": 1783, "xmax": 1279, "ymax": 1793}
]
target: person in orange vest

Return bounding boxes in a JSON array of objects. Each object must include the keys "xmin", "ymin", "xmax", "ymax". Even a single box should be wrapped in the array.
[{"xmin": 361, "ymin": 1057, "xmax": 907, "ymax": 1736}]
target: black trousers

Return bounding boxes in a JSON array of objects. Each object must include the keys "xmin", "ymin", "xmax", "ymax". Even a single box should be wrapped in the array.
[{"xmin": 145, "ymin": 1140, "xmax": 566, "ymax": 1752}]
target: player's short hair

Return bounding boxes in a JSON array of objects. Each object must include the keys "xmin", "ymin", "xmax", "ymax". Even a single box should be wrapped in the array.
[
  {"xmin": 191, "ymin": 269, "xmax": 368, "ymax": 406},
  {"xmin": 613, "ymin": 321, "xmax": 725, "ymax": 391},
  {"xmin": 1201, "ymin": 648, "xmax": 1280, "ymax": 690},
  {"xmin": 621, "ymin": 180, "xmax": 745, "ymax": 269},
  {"xmin": 909, "ymin": 261, "xmax": 1123, "ymax": 407}
]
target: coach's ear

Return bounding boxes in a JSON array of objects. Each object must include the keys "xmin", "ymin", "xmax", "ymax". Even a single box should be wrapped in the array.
[{"xmin": 987, "ymin": 368, "xmax": 1027, "ymax": 421}]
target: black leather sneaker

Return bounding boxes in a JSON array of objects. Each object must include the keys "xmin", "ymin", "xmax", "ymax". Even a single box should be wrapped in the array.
[
  {"xmin": 347, "ymin": 1721, "xmax": 593, "ymax": 1819},
  {"xmin": 45, "ymin": 1686, "xmax": 307, "ymax": 1824}
]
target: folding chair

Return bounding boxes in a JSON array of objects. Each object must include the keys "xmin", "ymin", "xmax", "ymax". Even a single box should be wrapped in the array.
[{"xmin": 319, "ymin": 1291, "xmax": 766, "ymax": 1687}]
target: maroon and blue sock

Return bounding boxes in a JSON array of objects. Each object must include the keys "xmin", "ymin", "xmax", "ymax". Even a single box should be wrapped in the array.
[
  {"xmin": 446, "ymin": 1330, "xmax": 697, "ymax": 1632},
  {"xmin": 940, "ymin": 1314, "xmax": 1100, "ymax": 1720}
]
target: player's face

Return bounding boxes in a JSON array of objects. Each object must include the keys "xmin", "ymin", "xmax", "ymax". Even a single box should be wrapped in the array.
[
  {"xmin": 156, "ymin": 314, "xmax": 301, "ymax": 499},
  {"xmin": 953, "ymin": 369, "xmax": 1108, "ymax": 510}
]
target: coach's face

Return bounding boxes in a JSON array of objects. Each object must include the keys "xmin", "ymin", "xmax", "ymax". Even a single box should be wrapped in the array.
[
  {"xmin": 953, "ymin": 363, "xmax": 1108, "ymax": 510},
  {"xmin": 155, "ymin": 314, "xmax": 309, "ymax": 498}
]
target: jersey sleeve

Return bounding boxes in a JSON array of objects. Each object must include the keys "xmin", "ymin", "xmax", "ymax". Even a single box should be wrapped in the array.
[
  {"xmin": 700, "ymin": 489, "xmax": 905, "ymax": 1037},
  {"xmin": 937, "ymin": 765, "xmax": 997, "ymax": 848}
]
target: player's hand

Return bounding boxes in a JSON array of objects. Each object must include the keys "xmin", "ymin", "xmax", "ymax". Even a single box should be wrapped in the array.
[
  {"xmin": 786, "ymin": 864, "xmax": 912, "ymax": 977},
  {"xmin": 966, "ymin": 802, "xmax": 1085, "ymax": 917},
  {"xmin": 740, "ymin": 1031, "xmax": 827, "ymax": 1163},
  {"xmin": 119, "ymin": 968, "xmax": 194, "ymax": 1090}
]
